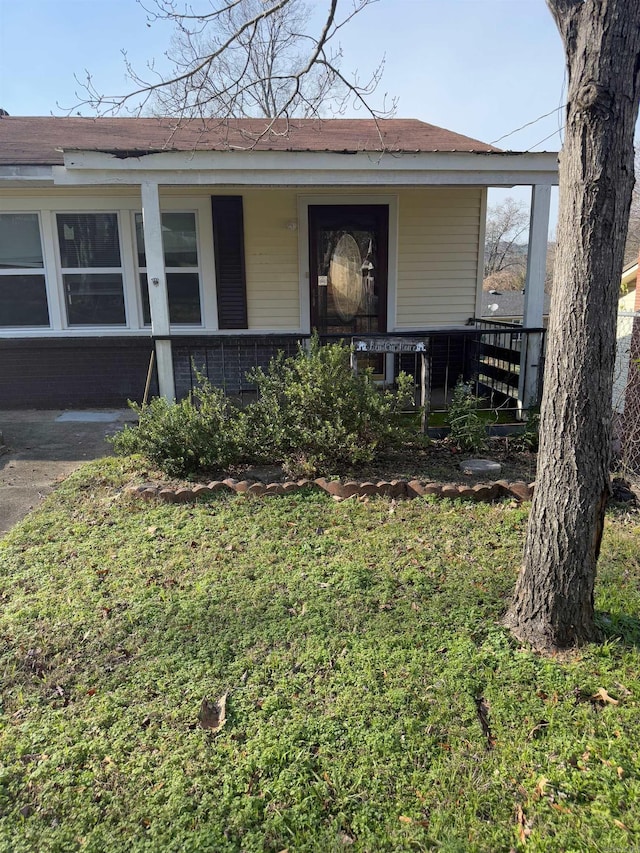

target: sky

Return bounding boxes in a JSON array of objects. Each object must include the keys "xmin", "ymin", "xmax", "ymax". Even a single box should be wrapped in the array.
[{"xmin": 0, "ymin": 0, "xmax": 566, "ymax": 231}]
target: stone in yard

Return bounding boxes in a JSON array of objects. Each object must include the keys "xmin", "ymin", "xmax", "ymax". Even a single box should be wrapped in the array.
[
  {"xmin": 242, "ymin": 464, "xmax": 285, "ymax": 483},
  {"xmin": 459, "ymin": 458, "xmax": 502, "ymax": 477}
]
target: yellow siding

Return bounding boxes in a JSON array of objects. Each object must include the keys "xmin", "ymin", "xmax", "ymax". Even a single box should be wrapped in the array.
[
  {"xmin": 0, "ymin": 185, "xmax": 484, "ymax": 331},
  {"xmin": 241, "ymin": 190, "xmax": 300, "ymax": 329},
  {"xmin": 396, "ymin": 188, "xmax": 482, "ymax": 328}
]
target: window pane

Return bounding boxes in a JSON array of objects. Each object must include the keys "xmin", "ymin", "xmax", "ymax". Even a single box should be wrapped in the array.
[
  {"xmin": 0, "ymin": 213, "xmax": 44, "ymax": 269},
  {"xmin": 64, "ymin": 273, "xmax": 125, "ymax": 325},
  {"xmin": 0, "ymin": 274, "xmax": 49, "ymax": 326},
  {"xmin": 139, "ymin": 272, "xmax": 201, "ymax": 325},
  {"xmin": 162, "ymin": 213, "xmax": 198, "ymax": 267},
  {"xmin": 167, "ymin": 272, "xmax": 201, "ymax": 323},
  {"xmin": 57, "ymin": 213, "xmax": 121, "ymax": 268},
  {"xmin": 136, "ymin": 212, "xmax": 198, "ymax": 268},
  {"xmin": 140, "ymin": 273, "xmax": 151, "ymax": 325},
  {"xmin": 135, "ymin": 213, "xmax": 146, "ymax": 268}
]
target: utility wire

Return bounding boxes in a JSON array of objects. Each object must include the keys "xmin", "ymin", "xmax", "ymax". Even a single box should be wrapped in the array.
[
  {"xmin": 526, "ymin": 127, "xmax": 563, "ymax": 152},
  {"xmin": 489, "ymin": 104, "xmax": 566, "ymax": 146}
]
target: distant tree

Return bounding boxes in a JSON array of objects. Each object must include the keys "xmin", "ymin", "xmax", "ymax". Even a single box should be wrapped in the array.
[
  {"xmin": 483, "ymin": 197, "xmax": 529, "ymax": 283},
  {"xmin": 78, "ymin": 0, "xmax": 388, "ymax": 128},
  {"xmin": 153, "ymin": 0, "xmax": 345, "ymax": 118}
]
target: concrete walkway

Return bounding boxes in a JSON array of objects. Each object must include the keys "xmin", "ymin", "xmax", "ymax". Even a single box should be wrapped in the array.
[{"xmin": 0, "ymin": 410, "xmax": 133, "ymax": 536}]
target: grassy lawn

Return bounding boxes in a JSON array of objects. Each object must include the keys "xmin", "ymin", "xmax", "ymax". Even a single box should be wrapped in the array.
[{"xmin": 1, "ymin": 458, "xmax": 639, "ymax": 852}]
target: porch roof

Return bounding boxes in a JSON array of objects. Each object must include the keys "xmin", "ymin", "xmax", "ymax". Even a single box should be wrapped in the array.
[
  {"xmin": 0, "ymin": 116, "xmax": 500, "ymax": 165},
  {"xmin": 0, "ymin": 116, "xmax": 559, "ymax": 188}
]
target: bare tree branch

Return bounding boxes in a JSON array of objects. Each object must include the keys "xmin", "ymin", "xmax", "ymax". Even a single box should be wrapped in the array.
[{"xmin": 67, "ymin": 0, "xmax": 393, "ymax": 135}]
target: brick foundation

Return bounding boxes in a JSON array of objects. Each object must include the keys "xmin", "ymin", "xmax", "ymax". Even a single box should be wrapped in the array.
[{"xmin": 0, "ymin": 337, "xmax": 158, "ymax": 408}]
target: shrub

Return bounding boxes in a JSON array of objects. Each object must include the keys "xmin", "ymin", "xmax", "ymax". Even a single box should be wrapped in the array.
[
  {"xmin": 244, "ymin": 336, "xmax": 414, "ymax": 477},
  {"xmin": 446, "ymin": 379, "xmax": 488, "ymax": 453},
  {"xmin": 111, "ymin": 339, "xmax": 416, "ymax": 479},
  {"xmin": 110, "ymin": 376, "xmax": 242, "ymax": 478}
]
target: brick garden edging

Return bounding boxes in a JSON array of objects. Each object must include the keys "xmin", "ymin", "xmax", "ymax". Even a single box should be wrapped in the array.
[{"xmin": 124, "ymin": 477, "xmax": 535, "ymax": 504}]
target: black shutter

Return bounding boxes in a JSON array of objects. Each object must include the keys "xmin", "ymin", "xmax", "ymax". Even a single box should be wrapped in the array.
[{"xmin": 211, "ymin": 196, "xmax": 248, "ymax": 329}]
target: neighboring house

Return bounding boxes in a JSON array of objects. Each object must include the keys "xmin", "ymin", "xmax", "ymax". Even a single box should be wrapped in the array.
[
  {"xmin": 614, "ymin": 257, "xmax": 639, "ymax": 414},
  {"xmin": 613, "ymin": 256, "xmax": 640, "ymax": 472},
  {"xmin": 481, "ymin": 289, "xmax": 551, "ymax": 325},
  {"xmin": 0, "ymin": 115, "xmax": 558, "ymax": 408}
]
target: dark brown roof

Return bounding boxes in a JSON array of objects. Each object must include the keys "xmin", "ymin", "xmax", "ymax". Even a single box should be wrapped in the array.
[{"xmin": 0, "ymin": 116, "xmax": 498, "ymax": 166}]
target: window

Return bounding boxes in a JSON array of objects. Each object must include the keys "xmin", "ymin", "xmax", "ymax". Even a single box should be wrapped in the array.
[
  {"xmin": 135, "ymin": 212, "xmax": 202, "ymax": 326},
  {"xmin": 0, "ymin": 213, "xmax": 49, "ymax": 327},
  {"xmin": 56, "ymin": 213, "xmax": 126, "ymax": 326}
]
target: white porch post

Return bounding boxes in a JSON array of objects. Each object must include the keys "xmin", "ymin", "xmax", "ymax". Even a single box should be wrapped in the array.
[
  {"xmin": 518, "ymin": 184, "xmax": 551, "ymax": 411},
  {"xmin": 141, "ymin": 180, "xmax": 175, "ymax": 401}
]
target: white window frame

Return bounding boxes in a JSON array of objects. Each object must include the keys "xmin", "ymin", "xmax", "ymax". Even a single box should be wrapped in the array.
[
  {"xmin": 54, "ymin": 210, "xmax": 129, "ymax": 330},
  {"xmin": 0, "ymin": 211, "xmax": 51, "ymax": 330},
  {"xmin": 132, "ymin": 209, "xmax": 205, "ymax": 330},
  {"xmin": 0, "ymin": 193, "xmax": 214, "ymax": 338}
]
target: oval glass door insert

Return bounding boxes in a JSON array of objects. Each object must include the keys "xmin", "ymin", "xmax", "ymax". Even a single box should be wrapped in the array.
[{"xmin": 329, "ymin": 233, "xmax": 363, "ymax": 322}]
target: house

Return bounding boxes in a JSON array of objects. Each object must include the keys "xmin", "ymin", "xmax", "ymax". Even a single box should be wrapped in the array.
[
  {"xmin": 614, "ymin": 256, "xmax": 639, "ymax": 414},
  {"xmin": 613, "ymin": 256, "xmax": 640, "ymax": 473},
  {"xmin": 481, "ymin": 289, "xmax": 551, "ymax": 325},
  {"xmin": 0, "ymin": 116, "xmax": 558, "ymax": 410}
]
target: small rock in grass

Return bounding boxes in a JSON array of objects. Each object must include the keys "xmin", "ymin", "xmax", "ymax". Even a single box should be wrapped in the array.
[{"xmin": 459, "ymin": 458, "xmax": 502, "ymax": 477}]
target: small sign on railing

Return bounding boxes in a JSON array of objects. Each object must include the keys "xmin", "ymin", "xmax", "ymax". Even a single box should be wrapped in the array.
[
  {"xmin": 351, "ymin": 336, "xmax": 430, "ymax": 432},
  {"xmin": 352, "ymin": 336, "xmax": 428, "ymax": 354}
]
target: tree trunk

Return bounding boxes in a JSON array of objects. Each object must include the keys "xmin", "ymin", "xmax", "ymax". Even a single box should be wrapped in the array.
[{"xmin": 504, "ymin": 0, "xmax": 640, "ymax": 651}]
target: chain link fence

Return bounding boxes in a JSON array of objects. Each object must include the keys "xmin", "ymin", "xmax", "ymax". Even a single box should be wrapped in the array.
[{"xmin": 613, "ymin": 310, "xmax": 640, "ymax": 482}]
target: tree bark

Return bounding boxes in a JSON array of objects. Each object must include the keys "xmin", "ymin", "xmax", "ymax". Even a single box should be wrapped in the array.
[{"xmin": 504, "ymin": 0, "xmax": 640, "ymax": 651}]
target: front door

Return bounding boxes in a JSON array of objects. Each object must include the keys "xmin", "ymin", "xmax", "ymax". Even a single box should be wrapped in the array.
[{"xmin": 308, "ymin": 205, "xmax": 388, "ymax": 336}]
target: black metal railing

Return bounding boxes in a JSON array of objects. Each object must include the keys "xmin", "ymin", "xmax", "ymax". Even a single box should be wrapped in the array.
[{"xmin": 163, "ymin": 321, "xmax": 547, "ymax": 414}]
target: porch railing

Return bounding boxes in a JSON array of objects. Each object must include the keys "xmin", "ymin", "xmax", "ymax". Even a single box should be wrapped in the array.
[{"xmin": 164, "ymin": 321, "xmax": 546, "ymax": 415}]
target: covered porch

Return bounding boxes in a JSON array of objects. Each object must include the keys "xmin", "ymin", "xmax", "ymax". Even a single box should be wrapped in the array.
[{"xmin": 57, "ymin": 147, "xmax": 556, "ymax": 414}]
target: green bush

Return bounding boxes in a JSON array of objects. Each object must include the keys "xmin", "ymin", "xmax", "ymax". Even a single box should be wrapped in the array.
[
  {"xmin": 110, "ymin": 376, "xmax": 242, "ymax": 478},
  {"xmin": 446, "ymin": 379, "xmax": 488, "ymax": 453},
  {"xmin": 111, "ymin": 339, "xmax": 415, "ymax": 479},
  {"xmin": 244, "ymin": 336, "xmax": 415, "ymax": 477}
]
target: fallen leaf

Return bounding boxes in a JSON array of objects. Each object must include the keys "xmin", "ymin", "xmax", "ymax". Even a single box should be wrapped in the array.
[
  {"xmin": 198, "ymin": 693, "xmax": 228, "ymax": 732},
  {"xmin": 617, "ymin": 766, "xmax": 625, "ymax": 779},
  {"xmin": 534, "ymin": 777, "xmax": 549, "ymax": 797},
  {"xmin": 613, "ymin": 819, "xmax": 628, "ymax": 830},
  {"xmin": 146, "ymin": 526, "xmax": 158, "ymax": 535},
  {"xmin": 516, "ymin": 805, "xmax": 532, "ymax": 843},
  {"xmin": 592, "ymin": 687, "xmax": 619, "ymax": 706},
  {"xmin": 399, "ymin": 815, "xmax": 413, "ymax": 824}
]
